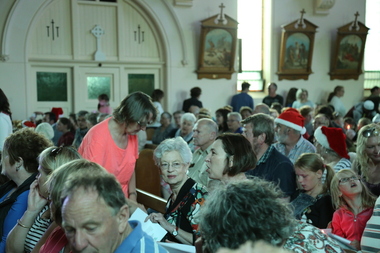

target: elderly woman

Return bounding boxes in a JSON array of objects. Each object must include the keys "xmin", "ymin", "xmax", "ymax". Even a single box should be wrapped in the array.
[
  {"xmin": 152, "ymin": 112, "xmax": 175, "ymax": 145},
  {"xmin": 174, "ymin": 112, "xmax": 196, "ymax": 144},
  {"xmin": 79, "ymin": 91, "xmax": 157, "ymax": 200},
  {"xmin": 6, "ymin": 146, "xmax": 80, "ymax": 253},
  {"xmin": 0, "ymin": 128, "xmax": 51, "ymax": 252},
  {"xmin": 146, "ymin": 137, "xmax": 208, "ymax": 245},
  {"xmin": 200, "ymin": 179, "xmax": 343, "ymax": 253},
  {"xmin": 205, "ymin": 133, "xmax": 256, "ymax": 184},
  {"xmin": 314, "ymin": 126, "xmax": 351, "ymax": 172},
  {"xmin": 353, "ymin": 123, "xmax": 380, "ymax": 196}
]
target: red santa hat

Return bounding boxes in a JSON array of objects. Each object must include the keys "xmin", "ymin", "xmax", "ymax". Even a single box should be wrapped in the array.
[
  {"xmin": 22, "ymin": 120, "xmax": 36, "ymax": 128},
  {"xmin": 51, "ymin": 107, "xmax": 64, "ymax": 121},
  {"xmin": 314, "ymin": 126, "xmax": 349, "ymax": 159},
  {"xmin": 274, "ymin": 108, "xmax": 306, "ymax": 134}
]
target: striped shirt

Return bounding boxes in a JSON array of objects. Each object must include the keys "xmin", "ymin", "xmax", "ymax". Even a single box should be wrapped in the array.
[
  {"xmin": 361, "ymin": 196, "xmax": 380, "ymax": 253},
  {"xmin": 24, "ymin": 205, "xmax": 51, "ymax": 252}
]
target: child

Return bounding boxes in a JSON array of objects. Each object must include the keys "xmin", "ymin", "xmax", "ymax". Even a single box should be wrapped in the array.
[
  {"xmin": 330, "ymin": 169, "xmax": 376, "ymax": 250},
  {"xmin": 291, "ymin": 153, "xmax": 335, "ymax": 229},
  {"xmin": 97, "ymin": 94, "xmax": 112, "ymax": 114}
]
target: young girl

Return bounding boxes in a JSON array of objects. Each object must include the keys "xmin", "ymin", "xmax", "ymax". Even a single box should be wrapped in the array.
[
  {"xmin": 331, "ymin": 169, "xmax": 376, "ymax": 250},
  {"xmin": 291, "ymin": 153, "xmax": 335, "ymax": 228}
]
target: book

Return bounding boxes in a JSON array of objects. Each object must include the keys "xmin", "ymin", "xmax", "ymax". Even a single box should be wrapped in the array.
[{"xmin": 129, "ymin": 208, "xmax": 168, "ymax": 242}]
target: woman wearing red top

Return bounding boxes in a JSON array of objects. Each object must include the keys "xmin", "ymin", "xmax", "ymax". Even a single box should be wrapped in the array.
[{"xmin": 330, "ymin": 169, "xmax": 376, "ymax": 250}]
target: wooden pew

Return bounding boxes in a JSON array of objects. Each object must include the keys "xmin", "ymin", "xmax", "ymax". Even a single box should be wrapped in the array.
[{"xmin": 136, "ymin": 188, "xmax": 167, "ymax": 214}]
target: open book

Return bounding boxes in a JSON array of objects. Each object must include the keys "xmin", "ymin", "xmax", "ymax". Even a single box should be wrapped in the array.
[{"xmin": 320, "ymin": 229, "xmax": 357, "ymax": 251}]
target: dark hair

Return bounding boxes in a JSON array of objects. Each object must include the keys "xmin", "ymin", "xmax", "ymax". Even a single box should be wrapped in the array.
[
  {"xmin": 151, "ymin": 89, "xmax": 164, "ymax": 102},
  {"xmin": 113, "ymin": 91, "xmax": 157, "ymax": 125},
  {"xmin": 269, "ymin": 82, "xmax": 277, "ymax": 89},
  {"xmin": 241, "ymin": 82, "xmax": 250, "ymax": 91},
  {"xmin": 98, "ymin": 94, "xmax": 110, "ymax": 101},
  {"xmin": 58, "ymin": 117, "xmax": 73, "ymax": 131},
  {"xmin": 241, "ymin": 113, "xmax": 275, "ymax": 145},
  {"xmin": 215, "ymin": 107, "xmax": 231, "ymax": 133},
  {"xmin": 216, "ymin": 133, "xmax": 256, "ymax": 176},
  {"xmin": 190, "ymin": 87, "xmax": 202, "ymax": 98},
  {"xmin": 161, "ymin": 111, "xmax": 172, "ymax": 121},
  {"xmin": 271, "ymin": 102, "xmax": 283, "ymax": 115},
  {"xmin": 327, "ymin": 86, "xmax": 344, "ymax": 103},
  {"xmin": 86, "ymin": 113, "xmax": 99, "ymax": 126},
  {"xmin": 3, "ymin": 128, "xmax": 52, "ymax": 173},
  {"xmin": 76, "ymin": 110, "xmax": 89, "ymax": 118},
  {"xmin": 44, "ymin": 112, "xmax": 57, "ymax": 123},
  {"xmin": 316, "ymin": 105, "xmax": 334, "ymax": 120},
  {"xmin": 371, "ymin": 86, "xmax": 379, "ymax": 93},
  {"xmin": 200, "ymin": 179, "xmax": 295, "ymax": 252},
  {"xmin": 0, "ymin": 88, "xmax": 11, "ymax": 117},
  {"xmin": 285, "ymin": 88, "xmax": 298, "ymax": 107}
]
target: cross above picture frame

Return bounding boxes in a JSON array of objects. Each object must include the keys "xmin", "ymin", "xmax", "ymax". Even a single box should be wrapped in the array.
[
  {"xmin": 329, "ymin": 12, "xmax": 369, "ymax": 80},
  {"xmin": 277, "ymin": 9, "xmax": 318, "ymax": 81},
  {"xmin": 196, "ymin": 4, "xmax": 238, "ymax": 80}
]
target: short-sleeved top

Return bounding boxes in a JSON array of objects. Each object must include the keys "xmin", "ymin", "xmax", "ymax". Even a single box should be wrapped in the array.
[
  {"xmin": 262, "ymin": 94, "xmax": 284, "ymax": 107},
  {"xmin": 274, "ymin": 136, "xmax": 316, "ymax": 164},
  {"xmin": 292, "ymin": 100, "xmax": 315, "ymax": 109},
  {"xmin": 230, "ymin": 93, "xmax": 254, "ymax": 112},
  {"xmin": 164, "ymin": 178, "xmax": 207, "ymax": 244},
  {"xmin": 78, "ymin": 117, "xmax": 138, "ymax": 196},
  {"xmin": 246, "ymin": 145, "xmax": 296, "ymax": 197}
]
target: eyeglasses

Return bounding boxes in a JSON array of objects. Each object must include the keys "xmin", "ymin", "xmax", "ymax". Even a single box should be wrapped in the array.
[
  {"xmin": 339, "ymin": 176, "xmax": 359, "ymax": 184},
  {"xmin": 362, "ymin": 128, "xmax": 379, "ymax": 138},
  {"xmin": 160, "ymin": 162, "xmax": 184, "ymax": 170},
  {"xmin": 137, "ymin": 120, "xmax": 152, "ymax": 128},
  {"xmin": 50, "ymin": 147, "xmax": 63, "ymax": 159}
]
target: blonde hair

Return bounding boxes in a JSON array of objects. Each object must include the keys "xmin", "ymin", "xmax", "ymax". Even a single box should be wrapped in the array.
[
  {"xmin": 330, "ymin": 169, "xmax": 376, "ymax": 211},
  {"xmin": 356, "ymin": 123, "xmax": 380, "ymax": 179},
  {"xmin": 39, "ymin": 146, "xmax": 81, "ymax": 175},
  {"xmin": 295, "ymin": 153, "xmax": 334, "ymax": 194}
]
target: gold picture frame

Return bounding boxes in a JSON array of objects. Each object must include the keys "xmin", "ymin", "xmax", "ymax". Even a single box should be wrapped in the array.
[
  {"xmin": 196, "ymin": 10, "xmax": 238, "ymax": 80},
  {"xmin": 329, "ymin": 13, "xmax": 369, "ymax": 80},
  {"xmin": 277, "ymin": 10, "xmax": 318, "ymax": 81}
]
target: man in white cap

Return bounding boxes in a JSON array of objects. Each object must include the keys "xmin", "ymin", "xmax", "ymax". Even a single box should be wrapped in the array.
[
  {"xmin": 344, "ymin": 100, "xmax": 376, "ymax": 124},
  {"xmin": 274, "ymin": 108, "xmax": 316, "ymax": 164}
]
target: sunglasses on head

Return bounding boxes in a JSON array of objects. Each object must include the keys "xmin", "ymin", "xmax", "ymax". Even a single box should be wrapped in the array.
[{"xmin": 362, "ymin": 128, "xmax": 380, "ymax": 138}]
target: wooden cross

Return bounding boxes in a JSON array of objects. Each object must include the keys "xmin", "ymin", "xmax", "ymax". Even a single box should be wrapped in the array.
[
  {"xmin": 295, "ymin": 9, "xmax": 306, "ymax": 29},
  {"xmin": 218, "ymin": 3, "xmax": 226, "ymax": 24},
  {"xmin": 350, "ymin": 11, "xmax": 360, "ymax": 31}
]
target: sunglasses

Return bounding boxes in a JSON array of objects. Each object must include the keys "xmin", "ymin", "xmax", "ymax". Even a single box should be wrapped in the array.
[
  {"xmin": 50, "ymin": 147, "xmax": 63, "ymax": 159},
  {"xmin": 362, "ymin": 128, "xmax": 380, "ymax": 138}
]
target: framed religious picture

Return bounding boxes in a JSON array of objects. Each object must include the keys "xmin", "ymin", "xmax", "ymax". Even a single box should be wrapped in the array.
[
  {"xmin": 329, "ymin": 12, "xmax": 369, "ymax": 80},
  {"xmin": 196, "ymin": 4, "xmax": 238, "ymax": 80},
  {"xmin": 277, "ymin": 9, "xmax": 318, "ymax": 81}
]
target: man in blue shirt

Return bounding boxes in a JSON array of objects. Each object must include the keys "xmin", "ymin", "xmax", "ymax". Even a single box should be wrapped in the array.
[
  {"xmin": 230, "ymin": 82, "xmax": 254, "ymax": 112},
  {"xmin": 242, "ymin": 113, "xmax": 296, "ymax": 200},
  {"xmin": 61, "ymin": 164, "xmax": 167, "ymax": 253}
]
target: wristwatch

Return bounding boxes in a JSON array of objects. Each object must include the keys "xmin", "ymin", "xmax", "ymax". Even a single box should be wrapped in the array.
[{"xmin": 172, "ymin": 226, "xmax": 178, "ymax": 237}]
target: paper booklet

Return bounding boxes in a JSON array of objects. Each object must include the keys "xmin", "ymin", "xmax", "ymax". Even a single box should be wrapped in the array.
[
  {"xmin": 320, "ymin": 229, "xmax": 357, "ymax": 251},
  {"xmin": 129, "ymin": 208, "xmax": 167, "ymax": 242}
]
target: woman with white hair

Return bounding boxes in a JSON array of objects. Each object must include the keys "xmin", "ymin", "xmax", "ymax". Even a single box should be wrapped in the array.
[
  {"xmin": 146, "ymin": 137, "xmax": 208, "ymax": 245},
  {"xmin": 174, "ymin": 112, "xmax": 197, "ymax": 144},
  {"xmin": 292, "ymin": 89, "xmax": 314, "ymax": 109}
]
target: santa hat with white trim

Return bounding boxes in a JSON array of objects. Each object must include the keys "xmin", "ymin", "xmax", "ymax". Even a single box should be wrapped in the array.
[
  {"xmin": 274, "ymin": 108, "xmax": 306, "ymax": 134},
  {"xmin": 314, "ymin": 126, "xmax": 349, "ymax": 159}
]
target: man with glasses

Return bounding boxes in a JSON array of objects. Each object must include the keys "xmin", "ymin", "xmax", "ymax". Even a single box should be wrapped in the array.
[
  {"xmin": 273, "ymin": 108, "xmax": 316, "ymax": 164},
  {"xmin": 242, "ymin": 113, "xmax": 296, "ymax": 200},
  {"xmin": 72, "ymin": 110, "xmax": 89, "ymax": 149}
]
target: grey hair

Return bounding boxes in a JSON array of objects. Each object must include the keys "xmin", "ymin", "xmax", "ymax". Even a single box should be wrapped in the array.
[
  {"xmin": 180, "ymin": 112, "xmax": 197, "ymax": 125},
  {"xmin": 153, "ymin": 137, "xmax": 193, "ymax": 165},
  {"xmin": 227, "ymin": 112, "xmax": 242, "ymax": 122},
  {"xmin": 200, "ymin": 179, "xmax": 295, "ymax": 253},
  {"xmin": 196, "ymin": 118, "xmax": 218, "ymax": 134}
]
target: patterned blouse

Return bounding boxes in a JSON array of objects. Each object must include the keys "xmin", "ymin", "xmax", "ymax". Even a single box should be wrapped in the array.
[
  {"xmin": 284, "ymin": 221, "xmax": 344, "ymax": 253},
  {"xmin": 163, "ymin": 178, "xmax": 208, "ymax": 244}
]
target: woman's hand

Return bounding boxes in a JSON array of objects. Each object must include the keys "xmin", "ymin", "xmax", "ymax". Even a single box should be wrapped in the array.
[
  {"xmin": 145, "ymin": 213, "xmax": 173, "ymax": 232},
  {"xmin": 350, "ymin": 240, "xmax": 360, "ymax": 250},
  {"xmin": 27, "ymin": 180, "xmax": 48, "ymax": 213}
]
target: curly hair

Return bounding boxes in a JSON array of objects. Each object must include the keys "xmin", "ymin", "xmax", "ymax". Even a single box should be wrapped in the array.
[
  {"xmin": 153, "ymin": 137, "xmax": 192, "ymax": 165},
  {"xmin": 330, "ymin": 169, "xmax": 376, "ymax": 211},
  {"xmin": 3, "ymin": 128, "xmax": 52, "ymax": 173},
  {"xmin": 200, "ymin": 179, "xmax": 295, "ymax": 253},
  {"xmin": 355, "ymin": 123, "xmax": 380, "ymax": 180},
  {"xmin": 216, "ymin": 133, "xmax": 256, "ymax": 176}
]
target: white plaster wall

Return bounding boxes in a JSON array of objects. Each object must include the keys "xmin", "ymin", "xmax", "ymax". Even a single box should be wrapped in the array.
[{"xmin": 262, "ymin": 0, "xmax": 366, "ymax": 110}]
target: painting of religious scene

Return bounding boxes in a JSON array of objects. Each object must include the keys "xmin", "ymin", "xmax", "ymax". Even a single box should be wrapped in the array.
[
  {"xmin": 203, "ymin": 28, "xmax": 232, "ymax": 68},
  {"xmin": 336, "ymin": 35, "xmax": 362, "ymax": 70},
  {"xmin": 284, "ymin": 33, "xmax": 310, "ymax": 70}
]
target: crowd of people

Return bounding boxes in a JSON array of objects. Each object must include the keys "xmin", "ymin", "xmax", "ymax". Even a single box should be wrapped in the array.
[{"xmin": 0, "ymin": 84, "xmax": 380, "ymax": 253}]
